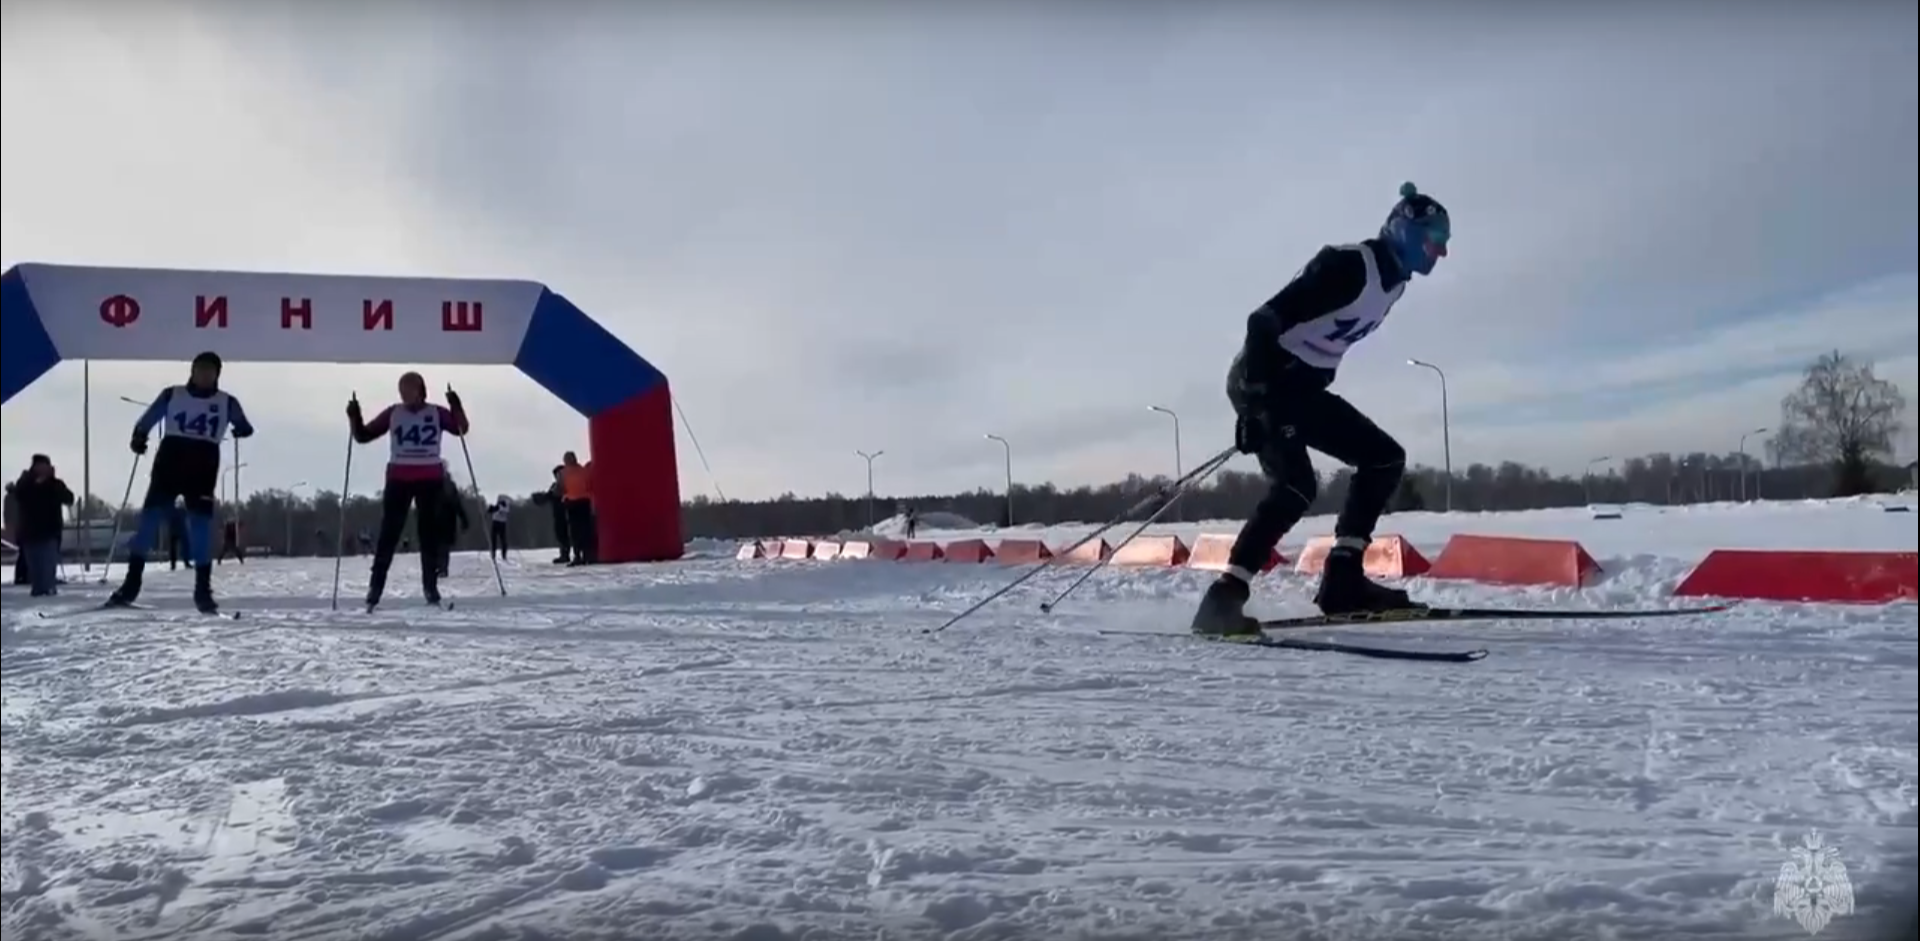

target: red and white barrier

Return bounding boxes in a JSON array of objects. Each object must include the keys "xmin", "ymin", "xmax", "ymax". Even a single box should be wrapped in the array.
[
  {"xmin": 730, "ymin": 531, "xmax": 1916, "ymax": 607},
  {"xmin": 1185, "ymin": 533, "xmax": 1285, "ymax": 574}
]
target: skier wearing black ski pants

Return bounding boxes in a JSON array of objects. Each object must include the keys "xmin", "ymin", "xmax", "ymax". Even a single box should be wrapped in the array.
[
  {"xmin": 1191, "ymin": 183, "xmax": 1451, "ymax": 636},
  {"xmin": 108, "ymin": 352, "xmax": 256, "ymax": 615},
  {"xmin": 347, "ymin": 371, "xmax": 470, "ymax": 609}
]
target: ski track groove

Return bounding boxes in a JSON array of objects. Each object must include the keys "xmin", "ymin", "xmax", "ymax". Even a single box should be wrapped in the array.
[{"xmin": 1, "ymin": 554, "xmax": 1914, "ymax": 941}]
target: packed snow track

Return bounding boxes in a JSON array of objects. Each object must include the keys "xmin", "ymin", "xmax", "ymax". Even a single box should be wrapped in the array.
[{"xmin": 3, "ymin": 536, "xmax": 1915, "ymax": 940}]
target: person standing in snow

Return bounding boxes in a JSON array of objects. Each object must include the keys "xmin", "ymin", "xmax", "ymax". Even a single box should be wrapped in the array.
[
  {"xmin": 487, "ymin": 496, "xmax": 511, "ymax": 560},
  {"xmin": 107, "ymin": 351, "xmax": 257, "ymax": 615},
  {"xmin": 346, "ymin": 371, "xmax": 470, "ymax": 610},
  {"xmin": 14, "ymin": 455, "xmax": 75, "ymax": 597}
]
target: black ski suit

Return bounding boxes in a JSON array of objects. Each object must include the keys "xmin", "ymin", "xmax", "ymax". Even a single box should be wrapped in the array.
[{"xmin": 1222, "ymin": 240, "xmax": 1409, "ymax": 578}]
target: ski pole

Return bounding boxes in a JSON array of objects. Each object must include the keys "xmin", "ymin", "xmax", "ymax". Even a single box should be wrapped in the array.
[
  {"xmin": 450, "ymin": 385, "xmax": 508, "ymax": 597},
  {"xmin": 329, "ymin": 395, "xmax": 357, "ymax": 611},
  {"xmin": 95, "ymin": 453, "xmax": 144, "ymax": 584},
  {"xmin": 924, "ymin": 445, "xmax": 1236, "ymax": 635},
  {"xmin": 1037, "ymin": 457, "xmax": 1224, "ymax": 614}
]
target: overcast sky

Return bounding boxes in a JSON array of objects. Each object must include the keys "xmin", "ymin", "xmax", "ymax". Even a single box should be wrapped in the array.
[{"xmin": 3, "ymin": 2, "xmax": 1916, "ymax": 504}]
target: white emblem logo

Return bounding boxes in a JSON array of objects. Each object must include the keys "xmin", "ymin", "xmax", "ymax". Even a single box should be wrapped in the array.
[{"xmin": 1772, "ymin": 830, "xmax": 1855, "ymax": 936}]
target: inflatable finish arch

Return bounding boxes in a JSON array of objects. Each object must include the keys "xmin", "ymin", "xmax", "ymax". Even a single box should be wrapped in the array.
[{"xmin": 0, "ymin": 263, "xmax": 682, "ymax": 563}]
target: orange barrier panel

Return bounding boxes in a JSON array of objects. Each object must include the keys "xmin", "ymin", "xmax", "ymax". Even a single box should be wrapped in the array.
[
  {"xmin": 901, "ymin": 541, "xmax": 945, "ymax": 562},
  {"xmin": 758, "ymin": 539, "xmax": 784, "ymax": 559},
  {"xmin": 812, "ymin": 541, "xmax": 843, "ymax": 561},
  {"xmin": 943, "ymin": 538, "xmax": 994, "ymax": 564},
  {"xmin": 780, "ymin": 539, "xmax": 814, "ymax": 560},
  {"xmin": 735, "ymin": 542, "xmax": 767, "ymax": 560},
  {"xmin": 1186, "ymin": 533, "xmax": 1285, "ymax": 574},
  {"xmin": 1674, "ymin": 549, "xmax": 1918, "ymax": 604},
  {"xmin": 1292, "ymin": 534, "xmax": 1430, "ymax": 578},
  {"xmin": 842, "ymin": 539, "xmax": 904, "ymax": 561},
  {"xmin": 1057, "ymin": 539, "xmax": 1111, "ymax": 564},
  {"xmin": 1427, "ymin": 534, "xmax": 1598, "ymax": 588},
  {"xmin": 996, "ymin": 538, "xmax": 1053, "ymax": 564},
  {"xmin": 1109, "ymin": 535, "xmax": 1190, "ymax": 567}
]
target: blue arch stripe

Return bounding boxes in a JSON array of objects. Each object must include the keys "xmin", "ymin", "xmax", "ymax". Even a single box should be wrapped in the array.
[
  {"xmin": 513, "ymin": 288, "xmax": 666, "ymax": 419},
  {"xmin": 0, "ymin": 267, "xmax": 61, "ymax": 405}
]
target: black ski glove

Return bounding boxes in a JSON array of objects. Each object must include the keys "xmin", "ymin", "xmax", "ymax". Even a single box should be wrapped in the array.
[
  {"xmin": 1234, "ymin": 410, "xmax": 1268, "ymax": 455},
  {"xmin": 130, "ymin": 433, "xmax": 148, "ymax": 455},
  {"xmin": 446, "ymin": 389, "xmax": 464, "ymax": 413}
]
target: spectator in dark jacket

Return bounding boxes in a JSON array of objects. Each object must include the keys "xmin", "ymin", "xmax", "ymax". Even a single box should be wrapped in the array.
[
  {"xmin": 530, "ymin": 466, "xmax": 570, "ymax": 564},
  {"xmin": 5, "ymin": 472, "xmax": 26, "ymax": 585},
  {"xmin": 15, "ymin": 455, "xmax": 75, "ymax": 597}
]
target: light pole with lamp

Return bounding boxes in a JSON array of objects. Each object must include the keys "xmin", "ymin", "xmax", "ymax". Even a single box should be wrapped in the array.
[
  {"xmin": 1406, "ymin": 358, "xmax": 1452, "ymax": 512},
  {"xmin": 1147, "ymin": 405, "xmax": 1183, "ymax": 521},
  {"xmin": 109, "ymin": 394, "xmax": 153, "ymax": 560},
  {"xmin": 1583, "ymin": 455, "xmax": 1611, "ymax": 505},
  {"xmin": 1737, "ymin": 426, "xmax": 1768, "ymax": 502},
  {"xmin": 983, "ymin": 434, "xmax": 1013, "ymax": 527},
  {"xmin": 855, "ymin": 450, "xmax": 884, "ymax": 530}
]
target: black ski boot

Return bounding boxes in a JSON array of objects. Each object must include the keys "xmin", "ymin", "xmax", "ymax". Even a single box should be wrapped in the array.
[
  {"xmin": 1189, "ymin": 574, "xmax": 1260, "ymax": 635},
  {"xmin": 106, "ymin": 555, "xmax": 148, "ymax": 607},
  {"xmin": 192, "ymin": 564, "xmax": 219, "ymax": 614},
  {"xmin": 422, "ymin": 569, "xmax": 442, "ymax": 608},
  {"xmin": 1313, "ymin": 543, "xmax": 1417, "ymax": 615},
  {"xmin": 365, "ymin": 565, "xmax": 390, "ymax": 612}
]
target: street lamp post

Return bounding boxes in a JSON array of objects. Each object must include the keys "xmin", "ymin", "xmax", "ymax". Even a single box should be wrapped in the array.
[
  {"xmin": 855, "ymin": 450, "xmax": 884, "ymax": 530},
  {"xmin": 1406, "ymin": 359, "xmax": 1452, "ymax": 512},
  {"xmin": 983, "ymin": 434, "xmax": 1013, "ymax": 527},
  {"xmin": 1583, "ymin": 455, "xmax": 1611, "ymax": 505},
  {"xmin": 1148, "ymin": 405, "xmax": 1183, "ymax": 522},
  {"xmin": 218, "ymin": 463, "xmax": 249, "ymax": 505},
  {"xmin": 1737, "ymin": 426, "xmax": 1769, "ymax": 502}
]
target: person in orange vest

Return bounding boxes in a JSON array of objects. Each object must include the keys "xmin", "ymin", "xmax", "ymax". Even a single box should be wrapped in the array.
[{"xmin": 560, "ymin": 451, "xmax": 596, "ymax": 565}]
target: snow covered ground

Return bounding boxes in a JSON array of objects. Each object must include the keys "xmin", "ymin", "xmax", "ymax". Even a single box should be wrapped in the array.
[{"xmin": 3, "ymin": 499, "xmax": 1915, "ymax": 941}]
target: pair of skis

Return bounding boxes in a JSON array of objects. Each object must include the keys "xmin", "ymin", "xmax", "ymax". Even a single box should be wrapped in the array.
[
  {"xmin": 32, "ymin": 597, "xmax": 462, "ymax": 622},
  {"xmin": 33, "ymin": 600, "xmax": 241, "ymax": 621},
  {"xmin": 1102, "ymin": 602, "xmax": 1731, "ymax": 663}
]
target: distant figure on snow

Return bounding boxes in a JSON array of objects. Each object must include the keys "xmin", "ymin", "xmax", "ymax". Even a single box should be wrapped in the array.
[{"xmin": 488, "ymin": 495, "xmax": 511, "ymax": 560}]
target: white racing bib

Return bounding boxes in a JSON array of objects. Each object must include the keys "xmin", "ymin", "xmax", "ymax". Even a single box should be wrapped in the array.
[
  {"xmin": 1275, "ymin": 244, "xmax": 1405, "ymax": 370},
  {"xmin": 388, "ymin": 406, "xmax": 446, "ymax": 465},
  {"xmin": 164, "ymin": 387, "xmax": 231, "ymax": 443}
]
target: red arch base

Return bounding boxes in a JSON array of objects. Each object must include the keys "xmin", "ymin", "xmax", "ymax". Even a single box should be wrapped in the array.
[{"xmin": 587, "ymin": 384, "xmax": 683, "ymax": 563}]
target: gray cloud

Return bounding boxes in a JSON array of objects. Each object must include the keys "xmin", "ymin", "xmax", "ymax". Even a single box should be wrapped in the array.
[{"xmin": 4, "ymin": 2, "xmax": 1916, "ymax": 502}]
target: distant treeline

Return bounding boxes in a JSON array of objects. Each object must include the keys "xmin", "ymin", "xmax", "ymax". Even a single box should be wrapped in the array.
[
  {"xmin": 674, "ymin": 451, "xmax": 1914, "ymax": 540},
  {"xmin": 26, "ymin": 350, "xmax": 1915, "ymax": 555},
  {"xmin": 35, "ymin": 450, "xmax": 1915, "ymax": 558}
]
